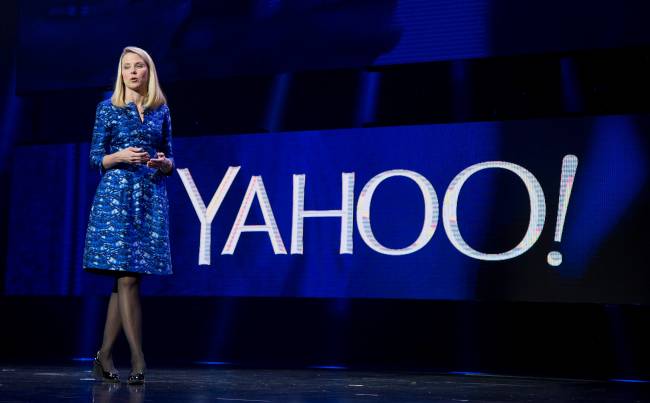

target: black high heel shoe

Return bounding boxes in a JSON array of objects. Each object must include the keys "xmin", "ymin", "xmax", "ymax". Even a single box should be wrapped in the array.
[
  {"xmin": 127, "ymin": 371, "xmax": 145, "ymax": 385},
  {"xmin": 93, "ymin": 351, "xmax": 120, "ymax": 383}
]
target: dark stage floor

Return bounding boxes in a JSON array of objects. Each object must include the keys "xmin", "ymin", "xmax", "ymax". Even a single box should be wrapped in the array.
[{"xmin": 1, "ymin": 366, "xmax": 649, "ymax": 402}]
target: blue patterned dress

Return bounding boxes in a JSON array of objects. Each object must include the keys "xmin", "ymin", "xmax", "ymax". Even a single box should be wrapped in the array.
[{"xmin": 83, "ymin": 99, "xmax": 174, "ymax": 275}]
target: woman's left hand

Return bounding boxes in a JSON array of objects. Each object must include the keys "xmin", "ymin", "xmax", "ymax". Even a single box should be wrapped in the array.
[{"xmin": 147, "ymin": 152, "xmax": 173, "ymax": 173}]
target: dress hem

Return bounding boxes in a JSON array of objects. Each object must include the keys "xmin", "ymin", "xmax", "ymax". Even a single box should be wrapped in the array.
[{"xmin": 84, "ymin": 267, "xmax": 173, "ymax": 276}]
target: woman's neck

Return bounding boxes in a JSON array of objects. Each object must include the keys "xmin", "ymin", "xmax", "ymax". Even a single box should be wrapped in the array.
[{"xmin": 124, "ymin": 87, "xmax": 147, "ymax": 106}]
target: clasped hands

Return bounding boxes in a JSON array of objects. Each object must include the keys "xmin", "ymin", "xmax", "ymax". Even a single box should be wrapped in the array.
[{"xmin": 118, "ymin": 147, "xmax": 172, "ymax": 173}]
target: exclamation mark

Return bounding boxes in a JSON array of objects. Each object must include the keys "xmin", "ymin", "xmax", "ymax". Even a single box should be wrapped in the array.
[{"xmin": 547, "ymin": 155, "xmax": 578, "ymax": 266}]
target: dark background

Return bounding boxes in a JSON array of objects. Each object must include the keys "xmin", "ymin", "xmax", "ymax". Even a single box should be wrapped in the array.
[{"xmin": 2, "ymin": 0, "xmax": 650, "ymax": 379}]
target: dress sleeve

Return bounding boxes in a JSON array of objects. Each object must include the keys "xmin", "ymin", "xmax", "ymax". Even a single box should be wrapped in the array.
[
  {"xmin": 89, "ymin": 102, "xmax": 110, "ymax": 175},
  {"xmin": 160, "ymin": 105, "xmax": 175, "ymax": 176}
]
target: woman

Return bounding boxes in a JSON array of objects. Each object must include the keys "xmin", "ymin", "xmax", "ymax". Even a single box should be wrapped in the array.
[{"xmin": 83, "ymin": 46, "xmax": 174, "ymax": 385}]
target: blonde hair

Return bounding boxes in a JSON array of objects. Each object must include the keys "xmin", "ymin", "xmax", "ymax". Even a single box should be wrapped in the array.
[{"xmin": 110, "ymin": 46, "xmax": 166, "ymax": 110}]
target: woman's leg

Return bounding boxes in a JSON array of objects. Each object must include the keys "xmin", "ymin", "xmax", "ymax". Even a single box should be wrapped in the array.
[
  {"xmin": 116, "ymin": 274, "xmax": 146, "ymax": 372},
  {"xmin": 98, "ymin": 286, "xmax": 121, "ymax": 371}
]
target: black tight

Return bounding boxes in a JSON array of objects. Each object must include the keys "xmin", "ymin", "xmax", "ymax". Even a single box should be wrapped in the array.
[
  {"xmin": 112, "ymin": 273, "xmax": 142, "ymax": 292},
  {"xmin": 98, "ymin": 273, "xmax": 146, "ymax": 373}
]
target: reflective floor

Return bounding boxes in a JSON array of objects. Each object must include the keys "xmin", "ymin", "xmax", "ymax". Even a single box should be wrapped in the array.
[{"xmin": 1, "ymin": 366, "xmax": 649, "ymax": 402}]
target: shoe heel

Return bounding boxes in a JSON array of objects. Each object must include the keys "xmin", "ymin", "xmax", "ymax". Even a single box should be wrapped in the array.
[
  {"xmin": 92, "ymin": 360, "xmax": 102, "ymax": 377},
  {"xmin": 93, "ymin": 351, "xmax": 120, "ymax": 383}
]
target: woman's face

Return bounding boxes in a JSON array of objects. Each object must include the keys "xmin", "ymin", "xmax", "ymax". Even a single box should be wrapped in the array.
[{"xmin": 122, "ymin": 52, "xmax": 149, "ymax": 92}]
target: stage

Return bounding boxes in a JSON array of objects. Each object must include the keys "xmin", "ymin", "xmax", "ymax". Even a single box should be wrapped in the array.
[
  {"xmin": 3, "ymin": 2, "xmax": 650, "ymax": 402},
  {"xmin": 1, "ymin": 366, "xmax": 649, "ymax": 402}
]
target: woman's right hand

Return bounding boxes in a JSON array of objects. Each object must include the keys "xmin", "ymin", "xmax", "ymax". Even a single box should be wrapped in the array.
[
  {"xmin": 102, "ymin": 147, "xmax": 150, "ymax": 170},
  {"xmin": 115, "ymin": 147, "xmax": 150, "ymax": 165}
]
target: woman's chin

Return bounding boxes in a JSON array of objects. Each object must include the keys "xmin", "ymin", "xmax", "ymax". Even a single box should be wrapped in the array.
[{"xmin": 126, "ymin": 83, "xmax": 145, "ymax": 92}]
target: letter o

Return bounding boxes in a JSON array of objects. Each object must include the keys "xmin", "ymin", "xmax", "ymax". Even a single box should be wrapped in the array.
[
  {"xmin": 357, "ymin": 170, "xmax": 439, "ymax": 255},
  {"xmin": 442, "ymin": 161, "xmax": 546, "ymax": 261}
]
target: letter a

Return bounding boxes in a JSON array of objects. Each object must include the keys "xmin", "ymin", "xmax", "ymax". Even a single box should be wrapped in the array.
[{"xmin": 222, "ymin": 176, "xmax": 287, "ymax": 255}]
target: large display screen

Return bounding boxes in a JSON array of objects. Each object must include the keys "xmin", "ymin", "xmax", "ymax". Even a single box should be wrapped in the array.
[{"xmin": 6, "ymin": 115, "xmax": 649, "ymax": 302}]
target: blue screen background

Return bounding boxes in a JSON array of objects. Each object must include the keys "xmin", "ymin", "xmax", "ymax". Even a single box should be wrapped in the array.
[{"xmin": 6, "ymin": 115, "xmax": 648, "ymax": 301}]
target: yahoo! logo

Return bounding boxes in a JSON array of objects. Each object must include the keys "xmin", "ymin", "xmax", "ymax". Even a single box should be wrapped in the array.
[{"xmin": 178, "ymin": 155, "xmax": 577, "ymax": 267}]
